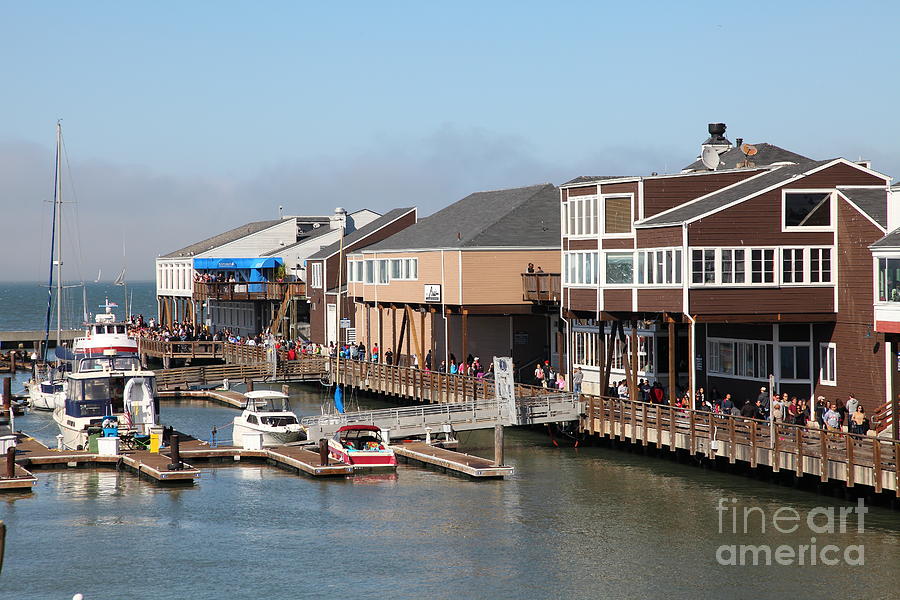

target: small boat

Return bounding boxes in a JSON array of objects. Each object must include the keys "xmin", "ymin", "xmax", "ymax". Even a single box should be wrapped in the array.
[
  {"xmin": 72, "ymin": 300, "xmax": 139, "ymax": 361},
  {"xmin": 53, "ymin": 365, "xmax": 160, "ymax": 451},
  {"xmin": 26, "ymin": 377, "xmax": 66, "ymax": 411},
  {"xmin": 232, "ymin": 390, "xmax": 305, "ymax": 447},
  {"xmin": 328, "ymin": 425, "xmax": 396, "ymax": 468}
]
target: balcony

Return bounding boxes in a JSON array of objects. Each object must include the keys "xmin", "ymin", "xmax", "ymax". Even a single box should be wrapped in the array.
[
  {"xmin": 192, "ymin": 281, "xmax": 306, "ymax": 302},
  {"xmin": 522, "ymin": 272, "xmax": 560, "ymax": 303}
]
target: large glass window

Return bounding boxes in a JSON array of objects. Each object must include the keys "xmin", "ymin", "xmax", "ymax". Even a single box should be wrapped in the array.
[
  {"xmin": 364, "ymin": 260, "xmax": 375, "ymax": 284},
  {"xmin": 721, "ymin": 249, "xmax": 746, "ymax": 284},
  {"xmin": 780, "ymin": 345, "xmax": 811, "ymax": 380},
  {"xmin": 878, "ymin": 258, "xmax": 900, "ymax": 302},
  {"xmin": 692, "ymin": 249, "xmax": 715, "ymax": 284},
  {"xmin": 377, "ymin": 260, "xmax": 389, "ymax": 284},
  {"xmin": 606, "ymin": 253, "xmax": 633, "ymax": 284},
  {"xmin": 604, "ymin": 196, "xmax": 632, "ymax": 234},
  {"xmin": 751, "ymin": 249, "xmax": 775, "ymax": 283},
  {"xmin": 311, "ymin": 263, "xmax": 323, "ymax": 288},
  {"xmin": 390, "ymin": 259, "xmax": 402, "ymax": 279},
  {"xmin": 782, "ymin": 248, "xmax": 804, "ymax": 283},
  {"xmin": 784, "ymin": 192, "xmax": 831, "ymax": 228},
  {"xmin": 810, "ymin": 248, "xmax": 831, "ymax": 283}
]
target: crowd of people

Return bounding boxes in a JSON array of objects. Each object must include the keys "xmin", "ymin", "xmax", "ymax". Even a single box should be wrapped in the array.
[{"xmin": 599, "ymin": 376, "xmax": 875, "ymax": 435}]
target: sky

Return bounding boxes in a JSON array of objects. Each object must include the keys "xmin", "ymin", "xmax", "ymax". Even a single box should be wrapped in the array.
[{"xmin": 1, "ymin": 1, "xmax": 898, "ymax": 281}]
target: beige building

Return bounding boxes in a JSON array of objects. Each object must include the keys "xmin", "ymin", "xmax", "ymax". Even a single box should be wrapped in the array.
[{"xmin": 347, "ymin": 183, "xmax": 561, "ymax": 377}]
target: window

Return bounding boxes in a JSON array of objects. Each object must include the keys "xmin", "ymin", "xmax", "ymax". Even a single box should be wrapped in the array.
[
  {"xmin": 782, "ymin": 248, "xmax": 804, "ymax": 284},
  {"xmin": 405, "ymin": 258, "xmax": 418, "ymax": 280},
  {"xmin": 565, "ymin": 252, "xmax": 598, "ymax": 285},
  {"xmin": 390, "ymin": 259, "xmax": 402, "ymax": 279},
  {"xmin": 573, "ymin": 330, "xmax": 601, "ymax": 367},
  {"xmin": 604, "ymin": 196, "xmax": 632, "ymax": 234},
  {"xmin": 377, "ymin": 259, "xmax": 389, "ymax": 284},
  {"xmin": 636, "ymin": 249, "xmax": 682, "ymax": 285},
  {"xmin": 810, "ymin": 248, "xmax": 831, "ymax": 283},
  {"xmin": 878, "ymin": 258, "xmax": 900, "ymax": 302},
  {"xmin": 751, "ymin": 249, "xmax": 775, "ymax": 283},
  {"xmin": 721, "ymin": 249, "xmax": 746, "ymax": 284},
  {"xmin": 819, "ymin": 343, "xmax": 836, "ymax": 386},
  {"xmin": 708, "ymin": 338, "xmax": 770, "ymax": 379},
  {"xmin": 784, "ymin": 192, "xmax": 831, "ymax": 229},
  {"xmin": 364, "ymin": 260, "xmax": 374, "ymax": 284},
  {"xmin": 605, "ymin": 252, "xmax": 633, "ymax": 284},
  {"xmin": 780, "ymin": 345, "xmax": 811, "ymax": 381},
  {"xmin": 565, "ymin": 196, "xmax": 599, "ymax": 237},
  {"xmin": 310, "ymin": 263, "xmax": 323, "ymax": 288},
  {"xmin": 356, "ymin": 261, "xmax": 364, "ymax": 283},
  {"xmin": 692, "ymin": 249, "xmax": 715, "ymax": 284}
]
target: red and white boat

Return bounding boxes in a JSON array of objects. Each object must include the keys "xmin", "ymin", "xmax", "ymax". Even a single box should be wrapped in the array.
[
  {"xmin": 73, "ymin": 300, "xmax": 138, "ymax": 360},
  {"xmin": 328, "ymin": 425, "xmax": 397, "ymax": 468}
]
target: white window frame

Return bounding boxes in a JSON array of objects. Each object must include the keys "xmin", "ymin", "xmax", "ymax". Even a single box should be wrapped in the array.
[
  {"xmin": 819, "ymin": 342, "xmax": 837, "ymax": 386},
  {"xmin": 377, "ymin": 259, "xmax": 389, "ymax": 284},
  {"xmin": 364, "ymin": 259, "xmax": 375, "ymax": 284},
  {"xmin": 601, "ymin": 193, "xmax": 634, "ymax": 238},
  {"xmin": 637, "ymin": 248, "xmax": 682, "ymax": 286},
  {"xmin": 565, "ymin": 195, "xmax": 599, "ymax": 238},
  {"xmin": 564, "ymin": 251, "xmax": 599, "ymax": 286},
  {"xmin": 310, "ymin": 263, "xmax": 323, "ymax": 289},
  {"xmin": 782, "ymin": 189, "xmax": 836, "ymax": 233},
  {"xmin": 604, "ymin": 251, "xmax": 634, "ymax": 285},
  {"xmin": 707, "ymin": 337, "xmax": 772, "ymax": 381},
  {"xmin": 689, "ymin": 246, "xmax": 834, "ymax": 288}
]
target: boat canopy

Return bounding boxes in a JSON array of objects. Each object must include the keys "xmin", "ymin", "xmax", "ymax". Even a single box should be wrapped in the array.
[
  {"xmin": 337, "ymin": 425, "xmax": 381, "ymax": 432},
  {"xmin": 245, "ymin": 390, "xmax": 289, "ymax": 400}
]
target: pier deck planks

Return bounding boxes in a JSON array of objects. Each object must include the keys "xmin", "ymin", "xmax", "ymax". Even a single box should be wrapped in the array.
[{"xmin": 392, "ymin": 442, "xmax": 513, "ymax": 478}]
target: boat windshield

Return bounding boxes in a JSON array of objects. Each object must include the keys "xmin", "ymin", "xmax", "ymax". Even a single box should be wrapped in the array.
[
  {"xmin": 336, "ymin": 428, "xmax": 384, "ymax": 448},
  {"xmin": 248, "ymin": 398, "xmax": 291, "ymax": 412},
  {"xmin": 260, "ymin": 415, "xmax": 298, "ymax": 427},
  {"xmin": 78, "ymin": 355, "xmax": 140, "ymax": 372}
]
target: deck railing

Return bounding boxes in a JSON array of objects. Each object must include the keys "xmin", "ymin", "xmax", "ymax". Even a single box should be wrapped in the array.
[
  {"xmin": 521, "ymin": 272, "xmax": 560, "ymax": 302},
  {"xmin": 582, "ymin": 394, "xmax": 900, "ymax": 494},
  {"xmin": 192, "ymin": 281, "xmax": 306, "ymax": 302}
]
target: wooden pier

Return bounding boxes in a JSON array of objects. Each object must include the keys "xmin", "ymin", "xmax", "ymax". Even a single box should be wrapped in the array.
[
  {"xmin": 157, "ymin": 388, "xmax": 247, "ymax": 408},
  {"xmin": 392, "ymin": 441, "xmax": 513, "ymax": 478},
  {"xmin": 582, "ymin": 395, "xmax": 900, "ymax": 496},
  {"xmin": 155, "ymin": 357, "xmax": 328, "ymax": 390},
  {"xmin": 174, "ymin": 438, "xmax": 354, "ymax": 477}
]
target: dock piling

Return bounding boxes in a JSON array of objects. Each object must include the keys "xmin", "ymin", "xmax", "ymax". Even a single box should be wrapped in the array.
[
  {"xmin": 4, "ymin": 447, "xmax": 13, "ymax": 479},
  {"xmin": 168, "ymin": 434, "xmax": 183, "ymax": 471},
  {"xmin": 318, "ymin": 438, "xmax": 328, "ymax": 466},
  {"xmin": 494, "ymin": 424, "xmax": 504, "ymax": 467}
]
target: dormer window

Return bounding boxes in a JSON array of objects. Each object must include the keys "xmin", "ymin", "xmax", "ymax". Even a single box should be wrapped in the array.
[{"xmin": 783, "ymin": 191, "xmax": 832, "ymax": 230}]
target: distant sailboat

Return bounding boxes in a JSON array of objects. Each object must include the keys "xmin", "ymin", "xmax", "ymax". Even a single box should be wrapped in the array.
[{"xmin": 94, "ymin": 268, "xmax": 102, "ymax": 283}]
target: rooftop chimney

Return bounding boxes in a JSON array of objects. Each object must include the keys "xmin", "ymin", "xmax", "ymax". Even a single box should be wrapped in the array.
[{"xmin": 701, "ymin": 122, "xmax": 732, "ymax": 156}]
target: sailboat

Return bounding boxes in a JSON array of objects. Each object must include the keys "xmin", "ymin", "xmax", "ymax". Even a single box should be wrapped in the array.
[{"xmin": 26, "ymin": 122, "xmax": 68, "ymax": 411}]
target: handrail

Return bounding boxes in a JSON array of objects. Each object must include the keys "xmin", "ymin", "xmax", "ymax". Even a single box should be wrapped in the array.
[{"xmin": 521, "ymin": 272, "xmax": 561, "ymax": 302}]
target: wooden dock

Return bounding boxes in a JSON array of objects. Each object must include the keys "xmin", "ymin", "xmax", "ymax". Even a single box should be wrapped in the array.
[
  {"xmin": 157, "ymin": 389, "xmax": 246, "ymax": 408},
  {"xmin": 0, "ymin": 463, "xmax": 37, "ymax": 491},
  {"xmin": 175, "ymin": 438, "xmax": 353, "ymax": 477},
  {"xmin": 12, "ymin": 435, "xmax": 200, "ymax": 484},
  {"xmin": 392, "ymin": 442, "xmax": 513, "ymax": 478},
  {"xmin": 582, "ymin": 395, "xmax": 900, "ymax": 495}
]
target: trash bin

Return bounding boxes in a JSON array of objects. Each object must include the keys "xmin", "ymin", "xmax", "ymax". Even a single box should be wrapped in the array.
[
  {"xmin": 0, "ymin": 434, "xmax": 16, "ymax": 455},
  {"xmin": 149, "ymin": 426, "xmax": 164, "ymax": 453},
  {"xmin": 97, "ymin": 436, "xmax": 120, "ymax": 456},
  {"xmin": 241, "ymin": 432, "xmax": 264, "ymax": 451}
]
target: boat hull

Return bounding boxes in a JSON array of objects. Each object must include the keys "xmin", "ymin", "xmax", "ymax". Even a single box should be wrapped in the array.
[
  {"xmin": 26, "ymin": 381, "xmax": 66, "ymax": 411},
  {"xmin": 232, "ymin": 423, "xmax": 305, "ymax": 447},
  {"xmin": 328, "ymin": 441, "xmax": 397, "ymax": 468}
]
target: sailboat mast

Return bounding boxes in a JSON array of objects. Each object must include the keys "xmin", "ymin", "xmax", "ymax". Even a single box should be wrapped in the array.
[
  {"xmin": 335, "ymin": 224, "xmax": 345, "ymax": 387},
  {"xmin": 55, "ymin": 121, "xmax": 63, "ymax": 347}
]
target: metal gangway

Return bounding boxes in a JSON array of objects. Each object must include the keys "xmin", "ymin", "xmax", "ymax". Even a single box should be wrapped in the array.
[{"xmin": 301, "ymin": 393, "xmax": 583, "ymax": 440}]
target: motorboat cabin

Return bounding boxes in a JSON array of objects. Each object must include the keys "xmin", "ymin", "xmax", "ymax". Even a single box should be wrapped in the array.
[
  {"xmin": 328, "ymin": 425, "xmax": 396, "ymax": 468},
  {"xmin": 232, "ymin": 390, "xmax": 305, "ymax": 448}
]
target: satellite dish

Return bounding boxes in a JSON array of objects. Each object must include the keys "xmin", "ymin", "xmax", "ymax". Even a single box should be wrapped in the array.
[
  {"xmin": 741, "ymin": 143, "xmax": 758, "ymax": 157},
  {"xmin": 701, "ymin": 146, "xmax": 721, "ymax": 170}
]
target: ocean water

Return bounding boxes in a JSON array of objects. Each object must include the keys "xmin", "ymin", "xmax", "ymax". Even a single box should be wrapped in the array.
[{"xmin": 3, "ymin": 290, "xmax": 900, "ymax": 598}]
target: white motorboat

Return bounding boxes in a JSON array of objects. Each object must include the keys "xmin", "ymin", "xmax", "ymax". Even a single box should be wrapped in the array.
[
  {"xmin": 53, "ymin": 365, "xmax": 159, "ymax": 451},
  {"xmin": 25, "ymin": 378, "xmax": 67, "ymax": 411},
  {"xmin": 232, "ymin": 390, "xmax": 305, "ymax": 447}
]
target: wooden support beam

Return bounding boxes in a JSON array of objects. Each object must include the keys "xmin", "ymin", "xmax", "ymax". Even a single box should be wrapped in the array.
[
  {"xmin": 461, "ymin": 309, "xmax": 468, "ymax": 366},
  {"xmin": 873, "ymin": 439, "xmax": 883, "ymax": 493},
  {"xmin": 419, "ymin": 310, "xmax": 426, "ymax": 369},
  {"xmin": 845, "ymin": 435, "xmax": 854, "ymax": 488},
  {"xmin": 820, "ymin": 430, "xmax": 828, "ymax": 482},
  {"xmin": 602, "ymin": 323, "xmax": 614, "ymax": 396},
  {"xmin": 405, "ymin": 306, "xmax": 424, "ymax": 371},
  {"xmin": 378, "ymin": 305, "xmax": 383, "ymax": 363},
  {"xmin": 642, "ymin": 402, "xmax": 648, "ymax": 446},
  {"xmin": 750, "ymin": 421, "xmax": 758, "ymax": 468},
  {"xmin": 396, "ymin": 309, "xmax": 408, "ymax": 367},
  {"xmin": 391, "ymin": 307, "xmax": 398, "ymax": 363},
  {"xmin": 629, "ymin": 327, "xmax": 638, "ymax": 402},
  {"xmin": 668, "ymin": 321, "xmax": 676, "ymax": 404},
  {"xmin": 796, "ymin": 427, "xmax": 804, "ymax": 476},
  {"xmin": 729, "ymin": 417, "xmax": 736, "ymax": 464}
]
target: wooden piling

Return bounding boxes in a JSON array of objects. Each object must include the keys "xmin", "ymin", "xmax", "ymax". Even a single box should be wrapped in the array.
[
  {"xmin": 319, "ymin": 438, "xmax": 329, "ymax": 466},
  {"xmin": 169, "ymin": 434, "xmax": 182, "ymax": 471},
  {"xmin": 494, "ymin": 424, "xmax": 504, "ymax": 467},
  {"xmin": 4, "ymin": 447, "xmax": 14, "ymax": 479}
]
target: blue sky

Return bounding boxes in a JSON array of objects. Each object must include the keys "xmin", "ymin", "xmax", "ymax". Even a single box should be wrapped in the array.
[{"xmin": 1, "ymin": 1, "xmax": 898, "ymax": 279}]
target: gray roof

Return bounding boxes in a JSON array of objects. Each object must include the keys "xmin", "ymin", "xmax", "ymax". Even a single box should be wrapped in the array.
[
  {"xmin": 563, "ymin": 175, "xmax": 628, "ymax": 186},
  {"xmin": 307, "ymin": 208, "xmax": 416, "ymax": 259},
  {"xmin": 639, "ymin": 160, "xmax": 833, "ymax": 227},
  {"xmin": 260, "ymin": 224, "xmax": 335, "ymax": 256},
  {"xmin": 359, "ymin": 184, "xmax": 560, "ymax": 252},
  {"xmin": 838, "ymin": 187, "xmax": 888, "ymax": 229},
  {"xmin": 872, "ymin": 228, "xmax": 900, "ymax": 249},
  {"xmin": 682, "ymin": 143, "xmax": 812, "ymax": 172},
  {"xmin": 162, "ymin": 219, "xmax": 283, "ymax": 258}
]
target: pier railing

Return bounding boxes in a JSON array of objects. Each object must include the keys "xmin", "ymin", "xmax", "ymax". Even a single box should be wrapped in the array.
[
  {"xmin": 582, "ymin": 394, "xmax": 900, "ymax": 495},
  {"xmin": 137, "ymin": 337, "xmax": 269, "ymax": 364},
  {"xmin": 155, "ymin": 355, "xmax": 328, "ymax": 389},
  {"xmin": 521, "ymin": 272, "xmax": 560, "ymax": 303},
  {"xmin": 192, "ymin": 281, "xmax": 306, "ymax": 302},
  {"xmin": 335, "ymin": 359, "xmax": 558, "ymax": 405}
]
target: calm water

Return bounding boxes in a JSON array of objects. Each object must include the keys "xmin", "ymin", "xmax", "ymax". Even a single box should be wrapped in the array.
[{"xmin": 3, "ymin": 294, "xmax": 900, "ymax": 598}]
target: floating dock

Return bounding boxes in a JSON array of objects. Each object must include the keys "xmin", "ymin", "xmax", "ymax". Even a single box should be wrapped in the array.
[
  {"xmin": 175, "ymin": 438, "xmax": 354, "ymax": 477},
  {"xmin": 157, "ymin": 389, "xmax": 246, "ymax": 408},
  {"xmin": 392, "ymin": 442, "xmax": 513, "ymax": 479}
]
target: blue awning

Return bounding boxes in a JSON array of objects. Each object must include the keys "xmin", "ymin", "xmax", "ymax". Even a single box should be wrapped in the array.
[{"xmin": 193, "ymin": 257, "xmax": 283, "ymax": 270}]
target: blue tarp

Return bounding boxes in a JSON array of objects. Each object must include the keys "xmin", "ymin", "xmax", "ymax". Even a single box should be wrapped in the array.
[{"xmin": 193, "ymin": 257, "xmax": 282, "ymax": 270}]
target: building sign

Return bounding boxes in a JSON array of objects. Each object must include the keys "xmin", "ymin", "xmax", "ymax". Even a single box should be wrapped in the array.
[
  {"xmin": 493, "ymin": 356, "xmax": 517, "ymax": 425},
  {"xmin": 339, "ymin": 318, "xmax": 351, "ymax": 329},
  {"xmin": 424, "ymin": 284, "xmax": 442, "ymax": 303}
]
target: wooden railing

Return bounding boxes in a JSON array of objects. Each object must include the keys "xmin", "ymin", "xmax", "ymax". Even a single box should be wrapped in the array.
[
  {"xmin": 192, "ymin": 281, "xmax": 306, "ymax": 302},
  {"xmin": 137, "ymin": 337, "xmax": 270, "ymax": 364},
  {"xmin": 335, "ymin": 359, "xmax": 557, "ymax": 405},
  {"xmin": 156, "ymin": 355, "xmax": 328, "ymax": 389},
  {"xmin": 521, "ymin": 272, "xmax": 560, "ymax": 302},
  {"xmin": 582, "ymin": 394, "xmax": 900, "ymax": 495}
]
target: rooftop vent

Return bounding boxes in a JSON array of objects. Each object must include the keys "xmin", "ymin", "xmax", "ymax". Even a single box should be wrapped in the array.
[{"xmin": 701, "ymin": 122, "xmax": 732, "ymax": 157}]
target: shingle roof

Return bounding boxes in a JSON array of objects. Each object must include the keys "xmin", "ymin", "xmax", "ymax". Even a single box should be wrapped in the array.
[
  {"xmin": 563, "ymin": 175, "xmax": 627, "ymax": 185},
  {"xmin": 162, "ymin": 219, "xmax": 283, "ymax": 258},
  {"xmin": 638, "ymin": 160, "xmax": 833, "ymax": 227},
  {"xmin": 871, "ymin": 228, "xmax": 900, "ymax": 248},
  {"xmin": 358, "ymin": 184, "xmax": 560, "ymax": 252},
  {"xmin": 682, "ymin": 143, "xmax": 812, "ymax": 172},
  {"xmin": 260, "ymin": 224, "xmax": 335, "ymax": 256},
  {"xmin": 838, "ymin": 187, "xmax": 888, "ymax": 229},
  {"xmin": 307, "ymin": 208, "xmax": 417, "ymax": 259}
]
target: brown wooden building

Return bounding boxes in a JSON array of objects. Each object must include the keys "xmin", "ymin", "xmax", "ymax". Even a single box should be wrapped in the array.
[
  {"xmin": 305, "ymin": 208, "xmax": 417, "ymax": 345},
  {"xmin": 347, "ymin": 183, "xmax": 560, "ymax": 375},
  {"xmin": 561, "ymin": 124, "xmax": 892, "ymax": 409}
]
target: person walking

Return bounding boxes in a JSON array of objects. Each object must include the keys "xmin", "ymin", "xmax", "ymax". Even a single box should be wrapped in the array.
[{"xmin": 572, "ymin": 367, "xmax": 583, "ymax": 394}]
